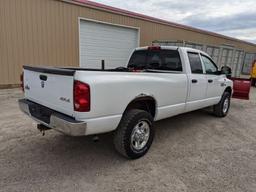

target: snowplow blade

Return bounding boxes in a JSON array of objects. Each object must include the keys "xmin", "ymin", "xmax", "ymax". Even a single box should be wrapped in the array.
[{"xmin": 230, "ymin": 77, "xmax": 251, "ymax": 100}]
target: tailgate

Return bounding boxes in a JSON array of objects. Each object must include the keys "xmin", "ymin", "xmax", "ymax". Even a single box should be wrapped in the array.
[{"xmin": 23, "ymin": 66, "xmax": 75, "ymax": 117}]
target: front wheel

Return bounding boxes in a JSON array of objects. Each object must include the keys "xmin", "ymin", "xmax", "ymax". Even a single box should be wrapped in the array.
[
  {"xmin": 213, "ymin": 91, "xmax": 231, "ymax": 117},
  {"xmin": 114, "ymin": 109, "xmax": 154, "ymax": 159}
]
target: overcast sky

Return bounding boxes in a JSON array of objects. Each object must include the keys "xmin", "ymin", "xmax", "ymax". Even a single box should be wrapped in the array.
[{"xmin": 91, "ymin": 0, "xmax": 256, "ymax": 44}]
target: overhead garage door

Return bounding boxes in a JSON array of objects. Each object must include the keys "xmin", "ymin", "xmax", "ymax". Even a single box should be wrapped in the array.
[{"xmin": 79, "ymin": 20, "xmax": 139, "ymax": 69}]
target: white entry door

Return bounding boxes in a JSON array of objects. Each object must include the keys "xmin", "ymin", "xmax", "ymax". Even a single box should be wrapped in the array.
[{"xmin": 79, "ymin": 19, "xmax": 139, "ymax": 69}]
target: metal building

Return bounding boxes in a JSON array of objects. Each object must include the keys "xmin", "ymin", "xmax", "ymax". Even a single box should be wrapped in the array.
[{"xmin": 1, "ymin": 0, "xmax": 256, "ymax": 88}]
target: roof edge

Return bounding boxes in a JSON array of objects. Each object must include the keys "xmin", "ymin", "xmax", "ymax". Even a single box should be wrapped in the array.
[{"xmin": 62, "ymin": 0, "xmax": 256, "ymax": 47}]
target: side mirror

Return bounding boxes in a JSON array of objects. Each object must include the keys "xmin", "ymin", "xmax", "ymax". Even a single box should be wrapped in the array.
[{"xmin": 221, "ymin": 66, "xmax": 232, "ymax": 78}]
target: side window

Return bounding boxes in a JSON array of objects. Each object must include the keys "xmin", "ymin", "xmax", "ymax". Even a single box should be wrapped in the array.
[
  {"xmin": 201, "ymin": 55, "xmax": 218, "ymax": 74},
  {"xmin": 188, "ymin": 52, "xmax": 203, "ymax": 74}
]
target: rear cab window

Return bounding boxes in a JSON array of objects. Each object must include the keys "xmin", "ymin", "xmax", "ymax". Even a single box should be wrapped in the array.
[{"xmin": 128, "ymin": 49, "xmax": 182, "ymax": 72}]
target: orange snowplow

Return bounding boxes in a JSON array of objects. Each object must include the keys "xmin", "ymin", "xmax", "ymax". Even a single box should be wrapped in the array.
[{"xmin": 251, "ymin": 60, "xmax": 256, "ymax": 87}]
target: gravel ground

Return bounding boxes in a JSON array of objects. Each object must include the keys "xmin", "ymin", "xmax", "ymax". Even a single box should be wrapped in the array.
[{"xmin": 0, "ymin": 88, "xmax": 256, "ymax": 192}]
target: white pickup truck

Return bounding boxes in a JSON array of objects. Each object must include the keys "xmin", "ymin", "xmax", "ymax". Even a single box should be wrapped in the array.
[{"xmin": 19, "ymin": 46, "xmax": 233, "ymax": 159}]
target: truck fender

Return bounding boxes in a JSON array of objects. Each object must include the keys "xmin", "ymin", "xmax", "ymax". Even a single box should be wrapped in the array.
[{"xmin": 123, "ymin": 93, "xmax": 158, "ymax": 119}]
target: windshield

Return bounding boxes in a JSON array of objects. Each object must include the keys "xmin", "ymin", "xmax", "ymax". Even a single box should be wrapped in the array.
[{"xmin": 128, "ymin": 49, "xmax": 182, "ymax": 71}]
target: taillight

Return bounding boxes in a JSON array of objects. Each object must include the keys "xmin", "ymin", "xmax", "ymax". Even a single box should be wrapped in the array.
[
  {"xmin": 148, "ymin": 46, "xmax": 161, "ymax": 51},
  {"xmin": 74, "ymin": 80, "xmax": 90, "ymax": 112},
  {"xmin": 20, "ymin": 72, "xmax": 24, "ymax": 92}
]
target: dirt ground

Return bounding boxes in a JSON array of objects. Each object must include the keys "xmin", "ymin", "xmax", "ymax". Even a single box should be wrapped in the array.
[{"xmin": 0, "ymin": 88, "xmax": 256, "ymax": 192}]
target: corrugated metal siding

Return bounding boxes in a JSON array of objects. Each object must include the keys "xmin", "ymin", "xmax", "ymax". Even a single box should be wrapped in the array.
[
  {"xmin": 0, "ymin": 0, "xmax": 80, "ymax": 85},
  {"xmin": 0, "ymin": 0, "xmax": 256, "ymax": 85}
]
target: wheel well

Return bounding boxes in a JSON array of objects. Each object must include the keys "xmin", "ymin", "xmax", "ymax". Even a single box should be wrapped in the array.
[
  {"xmin": 224, "ymin": 86, "xmax": 232, "ymax": 95},
  {"xmin": 124, "ymin": 97, "xmax": 156, "ymax": 118}
]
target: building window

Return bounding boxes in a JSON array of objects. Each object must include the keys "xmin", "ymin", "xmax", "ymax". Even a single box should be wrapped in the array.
[
  {"xmin": 220, "ymin": 48, "xmax": 234, "ymax": 68},
  {"xmin": 206, "ymin": 46, "xmax": 220, "ymax": 65},
  {"xmin": 232, "ymin": 50, "xmax": 244, "ymax": 76},
  {"xmin": 242, "ymin": 53, "xmax": 255, "ymax": 74}
]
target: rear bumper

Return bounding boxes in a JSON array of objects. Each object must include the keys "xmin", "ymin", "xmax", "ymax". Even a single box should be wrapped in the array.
[{"xmin": 18, "ymin": 99, "xmax": 86, "ymax": 136}]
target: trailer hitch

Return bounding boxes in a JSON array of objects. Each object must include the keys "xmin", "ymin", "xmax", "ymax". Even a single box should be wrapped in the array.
[{"xmin": 37, "ymin": 124, "xmax": 51, "ymax": 136}]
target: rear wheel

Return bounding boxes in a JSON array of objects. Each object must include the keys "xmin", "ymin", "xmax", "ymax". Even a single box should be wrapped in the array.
[
  {"xmin": 213, "ymin": 91, "xmax": 231, "ymax": 117},
  {"xmin": 114, "ymin": 109, "xmax": 154, "ymax": 159}
]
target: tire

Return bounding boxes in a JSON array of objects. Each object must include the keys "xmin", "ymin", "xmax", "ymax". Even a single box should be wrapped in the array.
[
  {"xmin": 213, "ymin": 91, "xmax": 231, "ymax": 117},
  {"xmin": 114, "ymin": 109, "xmax": 154, "ymax": 159}
]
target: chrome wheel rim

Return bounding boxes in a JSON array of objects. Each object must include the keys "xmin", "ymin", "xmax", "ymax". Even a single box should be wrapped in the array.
[
  {"xmin": 130, "ymin": 120, "xmax": 150, "ymax": 151},
  {"xmin": 223, "ymin": 97, "xmax": 230, "ymax": 114}
]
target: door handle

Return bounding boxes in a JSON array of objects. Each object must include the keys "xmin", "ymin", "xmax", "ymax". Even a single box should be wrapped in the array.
[
  {"xmin": 191, "ymin": 79, "xmax": 198, "ymax": 83},
  {"xmin": 39, "ymin": 74, "xmax": 47, "ymax": 81},
  {"xmin": 208, "ymin": 79, "xmax": 213, "ymax": 83}
]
